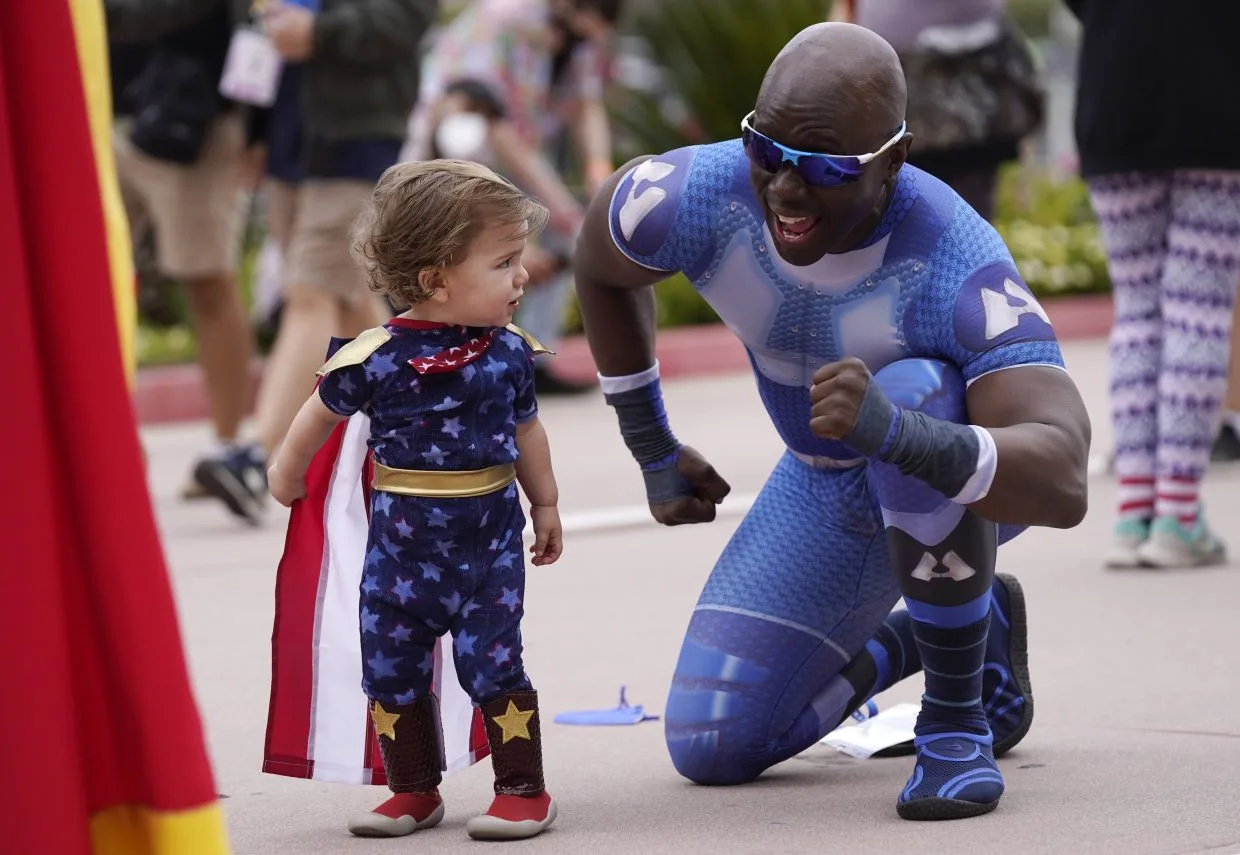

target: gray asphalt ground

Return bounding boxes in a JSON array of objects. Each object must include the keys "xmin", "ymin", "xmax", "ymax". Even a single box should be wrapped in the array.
[{"xmin": 142, "ymin": 337, "xmax": 1240, "ymax": 855}]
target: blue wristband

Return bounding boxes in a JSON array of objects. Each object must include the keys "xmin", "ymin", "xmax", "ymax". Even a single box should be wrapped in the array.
[
  {"xmin": 845, "ymin": 381, "xmax": 984, "ymax": 500},
  {"xmin": 601, "ymin": 367, "xmax": 694, "ymax": 503},
  {"xmin": 602, "ymin": 378, "xmax": 681, "ymax": 469}
]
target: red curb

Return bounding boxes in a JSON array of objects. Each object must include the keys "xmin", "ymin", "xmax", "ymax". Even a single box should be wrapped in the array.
[{"xmin": 133, "ymin": 292, "xmax": 1114, "ymax": 426}]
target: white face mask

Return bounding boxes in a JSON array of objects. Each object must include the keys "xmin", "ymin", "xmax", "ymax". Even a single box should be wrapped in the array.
[{"xmin": 433, "ymin": 112, "xmax": 490, "ymax": 161}]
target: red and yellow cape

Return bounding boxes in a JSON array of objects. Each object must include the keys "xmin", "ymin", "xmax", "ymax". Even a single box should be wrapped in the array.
[{"xmin": 0, "ymin": 1, "xmax": 229, "ymax": 852}]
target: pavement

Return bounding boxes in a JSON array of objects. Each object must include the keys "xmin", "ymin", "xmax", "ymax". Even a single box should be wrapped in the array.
[{"xmin": 142, "ymin": 334, "xmax": 1240, "ymax": 855}]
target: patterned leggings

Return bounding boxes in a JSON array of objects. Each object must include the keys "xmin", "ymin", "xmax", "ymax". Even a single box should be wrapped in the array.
[{"xmin": 1089, "ymin": 170, "xmax": 1240, "ymax": 521}]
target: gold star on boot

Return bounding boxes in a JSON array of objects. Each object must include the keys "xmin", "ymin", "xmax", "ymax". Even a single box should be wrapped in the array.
[
  {"xmin": 371, "ymin": 701, "xmax": 401, "ymax": 741},
  {"xmin": 490, "ymin": 700, "xmax": 535, "ymax": 743}
]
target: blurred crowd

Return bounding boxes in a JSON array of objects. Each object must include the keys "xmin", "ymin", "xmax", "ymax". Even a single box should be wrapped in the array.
[
  {"xmin": 107, "ymin": 0, "xmax": 1240, "ymax": 562},
  {"xmin": 108, "ymin": 0, "xmax": 622, "ymax": 524}
]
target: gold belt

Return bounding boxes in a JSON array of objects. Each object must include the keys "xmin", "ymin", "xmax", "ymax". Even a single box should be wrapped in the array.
[{"xmin": 371, "ymin": 460, "xmax": 516, "ymax": 498}]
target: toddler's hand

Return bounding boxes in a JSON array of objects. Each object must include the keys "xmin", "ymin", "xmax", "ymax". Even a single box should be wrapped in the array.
[
  {"xmin": 267, "ymin": 462, "xmax": 306, "ymax": 508},
  {"xmin": 529, "ymin": 504, "xmax": 563, "ymax": 566}
]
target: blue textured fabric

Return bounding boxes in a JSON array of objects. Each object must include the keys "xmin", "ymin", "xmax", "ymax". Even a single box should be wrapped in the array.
[
  {"xmin": 361, "ymin": 483, "xmax": 531, "ymax": 707},
  {"xmin": 317, "ymin": 322, "xmax": 538, "ymax": 471},
  {"xmin": 319, "ymin": 320, "xmax": 543, "ymax": 709},
  {"xmin": 606, "ymin": 139, "xmax": 1060, "ymax": 788},
  {"xmin": 899, "ymin": 732, "xmax": 1004, "ymax": 810},
  {"xmin": 608, "ymin": 142, "xmax": 1065, "ymax": 464},
  {"xmin": 664, "ymin": 359, "xmax": 1025, "ymax": 784}
]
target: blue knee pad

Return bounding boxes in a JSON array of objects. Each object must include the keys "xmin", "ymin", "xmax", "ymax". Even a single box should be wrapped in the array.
[
  {"xmin": 871, "ymin": 358, "xmax": 966, "ymax": 424},
  {"xmin": 664, "ymin": 608, "xmax": 852, "ymax": 785},
  {"xmin": 872, "ymin": 359, "xmax": 1029, "ymax": 544},
  {"xmin": 868, "ymin": 359, "xmax": 968, "ymax": 523}
]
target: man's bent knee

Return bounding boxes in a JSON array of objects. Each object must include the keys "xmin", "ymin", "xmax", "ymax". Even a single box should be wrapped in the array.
[
  {"xmin": 662, "ymin": 608, "xmax": 848, "ymax": 786},
  {"xmin": 665, "ymin": 692, "xmax": 765, "ymax": 786},
  {"xmin": 872, "ymin": 358, "xmax": 967, "ymax": 424}
]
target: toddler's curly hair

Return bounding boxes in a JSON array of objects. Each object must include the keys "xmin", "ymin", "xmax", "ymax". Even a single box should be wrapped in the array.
[{"xmin": 351, "ymin": 159, "xmax": 550, "ymax": 307}]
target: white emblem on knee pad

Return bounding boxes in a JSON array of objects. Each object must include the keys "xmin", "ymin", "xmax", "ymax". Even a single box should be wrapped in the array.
[
  {"xmin": 618, "ymin": 160, "xmax": 676, "ymax": 240},
  {"xmin": 981, "ymin": 278, "xmax": 1050, "ymax": 340},
  {"xmin": 911, "ymin": 550, "xmax": 976, "ymax": 582}
]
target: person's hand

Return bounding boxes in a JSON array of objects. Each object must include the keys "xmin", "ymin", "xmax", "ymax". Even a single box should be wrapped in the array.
[
  {"xmin": 808, "ymin": 357, "xmax": 875, "ymax": 441},
  {"xmin": 648, "ymin": 446, "xmax": 731, "ymax": 525},
  {"xmin": 263, "ymin": 2, "xmax": 316, "ymax": 61},
  {"xmin": 267, "ymin": 461, "xmax": 306, "ymax": 507},
  {"xmin": 528, "ymin": 504, "xmax": 563, "ymax": 565}
]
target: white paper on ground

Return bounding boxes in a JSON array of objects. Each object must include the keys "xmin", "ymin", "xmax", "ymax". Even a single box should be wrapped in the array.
[{"xmin": 819, "ymin": 702, "xmax": 919, "ymax": 759}]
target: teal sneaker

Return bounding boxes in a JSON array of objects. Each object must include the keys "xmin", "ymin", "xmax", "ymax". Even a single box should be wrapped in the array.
[
  {"xmin": 1136, "ymin": 512, "xmax": 1226, "ymax": 568},
  {"xmin": 1104, "ymin": 518, "xmax": 1151, "ymax": 569}
]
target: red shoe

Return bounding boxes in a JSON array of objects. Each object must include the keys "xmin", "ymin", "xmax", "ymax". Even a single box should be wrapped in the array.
[
  {"xmin": 348, "ymin": 790, "xmax": 445, "ymax": 838},
  {"xmin": 466, "ymin": 790, "xmax": 557, "ymax": 840}
]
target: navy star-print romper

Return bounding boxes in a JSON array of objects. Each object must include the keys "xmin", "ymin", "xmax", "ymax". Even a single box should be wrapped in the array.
[{"xmin": 317, "ymin": 318, "xmax": 540, "ymax": 707}]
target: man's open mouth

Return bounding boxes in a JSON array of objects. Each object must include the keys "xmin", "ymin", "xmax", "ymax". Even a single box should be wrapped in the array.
[{"xmin": 772, "ymin": 212, "xmax": 821, "ymax": 245}]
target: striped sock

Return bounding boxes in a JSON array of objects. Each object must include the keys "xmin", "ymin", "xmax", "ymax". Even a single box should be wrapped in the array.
[
  {"xmin": 905, "ymin": 594, "xmax": 991, "ymax": 738},
  {"xmin": 1117, "ymin": 475, "xmax": 1155, "ymax": 522},
  {"xmin": 864, "ymin": 609, "xmax": 922, "ymax": 696},
  {"xmin": 1155, "ymin": 475, "xmax": 1199, "ymax": 524}
]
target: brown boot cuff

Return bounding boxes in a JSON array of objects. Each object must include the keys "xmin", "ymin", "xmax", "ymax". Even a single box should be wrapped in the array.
[
  {"xmin": 481, "ymin": 689, "xmax": 546, "ymax": 796},
  {"xmin": 371, "ymin": 697, "xmax": 444, "ymax": 794}
]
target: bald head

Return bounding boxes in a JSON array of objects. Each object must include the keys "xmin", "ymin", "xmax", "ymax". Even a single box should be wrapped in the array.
[{"xmin": 756, "ymin": 22, "xmax": 906, "ymax": 152}]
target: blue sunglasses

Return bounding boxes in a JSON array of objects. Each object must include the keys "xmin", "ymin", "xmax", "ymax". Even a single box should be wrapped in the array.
[{"xmin": 740, "ymin": 111, "xmax": 907, "ymax": 187}]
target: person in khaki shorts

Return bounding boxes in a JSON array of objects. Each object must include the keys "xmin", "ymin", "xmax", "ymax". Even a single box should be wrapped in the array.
[
  {"xmin": 181, "ymin": 0, "xmax": 440, "ymax": 526},
  {"xmin": 106, "ymin": 0, "xmax": 259, "ymax": 511}
]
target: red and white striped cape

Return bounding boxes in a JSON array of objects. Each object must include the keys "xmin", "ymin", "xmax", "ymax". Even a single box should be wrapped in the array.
[{"xmin": 263, "ymin": 413, "xmax": 489, "ymax": 785}]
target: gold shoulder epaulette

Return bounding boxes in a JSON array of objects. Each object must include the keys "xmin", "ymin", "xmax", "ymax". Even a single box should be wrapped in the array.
[
  {"xmin": 504, "ymin": 323, "xmax": 555, "ymax": 356},
  {"xmin": 315, "ymin": 326, "xmax": 393, "ymax": 377}
]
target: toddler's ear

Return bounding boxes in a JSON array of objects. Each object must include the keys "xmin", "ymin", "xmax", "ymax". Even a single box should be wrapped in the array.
[{"xmin": 419, "ymin": 268, "xmax": 449, "ymax": 303}]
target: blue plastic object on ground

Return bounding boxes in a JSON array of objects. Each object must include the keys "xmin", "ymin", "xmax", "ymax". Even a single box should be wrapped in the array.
[{"xmin": 553, "ymin": 686, "xmax": 660, "ymax": 726}]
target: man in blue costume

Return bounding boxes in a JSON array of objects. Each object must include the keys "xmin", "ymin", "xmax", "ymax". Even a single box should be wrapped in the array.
[{"xmin": 574, "ymin": 22, "xmax": 1090, "ymax": 821}]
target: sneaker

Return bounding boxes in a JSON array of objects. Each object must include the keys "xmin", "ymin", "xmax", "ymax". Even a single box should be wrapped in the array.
[
  {"xmin": 348, "ymin": 791, "xmax": 444, "ymax": 837},
  {"xmin": 1104, "ymin": 518, "xmax": 1151, "ymax": 569},
  {"xmin": 1211, "ymin": 423, "xmax": 1240, "ymax": 463},
  {"xmin": 466, "ymin": 791, "xmax": 557, "ymax": 841},
  {"xmin": 193, "ymin": 444, "xmax": 268, "ymax": 526},
  {"xmin": 896, "ymin": 732, "xmax": 1004, "ymax": 821},
  {"xmin": 1136, "ymin": 512, "xmax": 1227, "ymax": 568},
  {"xmin": 982, "ymin": 573, "xmax": 1033, "ymax": 757}
]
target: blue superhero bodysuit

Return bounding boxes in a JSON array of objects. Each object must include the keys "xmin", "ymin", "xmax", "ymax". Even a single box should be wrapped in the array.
[
  {"xmin": 316, "ymin": 319, "xmax": 541, "ymax": 708},
  {"xmin": 606, "ymin": 142, "xmax": 1064, "ymax": 809}
]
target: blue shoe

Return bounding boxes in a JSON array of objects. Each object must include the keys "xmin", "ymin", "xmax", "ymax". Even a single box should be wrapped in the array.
[
  {"xmin": 984, "ymin": 573, "xmax": 1033, "ymax": 757},
  {"xmin": 877, "ymin": 574, "xmax": 1032, "ymax": 758},
  {"xmin": 193, "ymin": 443, "xmax": 268, "ymax": 526},
  {"xmin": 896, "ymin": 731, "xmax": 1005, "ymax": 820}
]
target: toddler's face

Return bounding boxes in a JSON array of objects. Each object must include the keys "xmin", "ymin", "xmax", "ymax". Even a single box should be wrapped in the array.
[{"xmin": 440, "ymin": 220, "xmax": 530, "ymax": 327}]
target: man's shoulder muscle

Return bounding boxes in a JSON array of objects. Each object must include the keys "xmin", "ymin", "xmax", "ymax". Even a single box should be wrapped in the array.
[
  {"xmin": 908, "ymin": 202, "xmax": 1063, "ymax": 380},
  {"xmin": 607, "ymin": 140, "xmax": 742, "ymax": 273}
]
